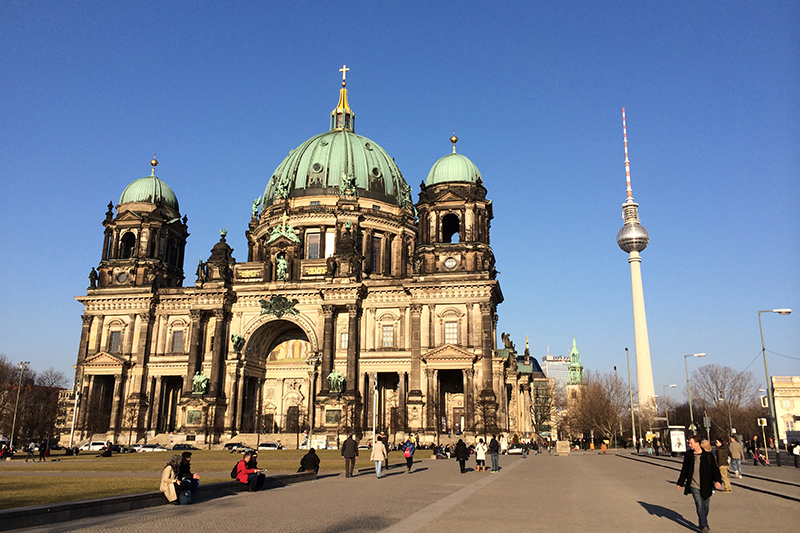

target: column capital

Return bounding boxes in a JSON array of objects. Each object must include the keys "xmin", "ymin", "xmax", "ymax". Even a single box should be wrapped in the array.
[
  {"xmin": 137, "ymin": 312, "xmax": 151, "ymax": 322},
  {"xmin": 464, "ymin": 368, "xmax": 474, "ymax": 378},
  {"xmin": 322, "ymin": 305, "xmax": 335, "ymax": 318},
  {"xmin": 346, "ymin": 303, "xmax": 360, "ymax": 317},
  {"xmin": 81, "ymin": 315, "xmax": 94, "ymax": 326},
  {"xmin": 410, "ymin": 304, "xmax": 423, "ymax": 316},
  {"xmin": 479, "ymin": 302, "xmax": 493, "ymax": 314}
]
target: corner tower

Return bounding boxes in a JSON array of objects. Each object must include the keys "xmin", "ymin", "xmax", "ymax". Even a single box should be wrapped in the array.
[
  {"xmin": 616, "ymin": 109, "xmax": 655, "ymax": 408},
  {"xmin": 95, "ymin": 158, "xmax": 188, "ymax": 290}
]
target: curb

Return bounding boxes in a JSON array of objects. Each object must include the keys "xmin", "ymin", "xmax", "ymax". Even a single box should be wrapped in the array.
[{"xmin": 0, "ymin": 471, "xmax": 315, "ymax": 531}]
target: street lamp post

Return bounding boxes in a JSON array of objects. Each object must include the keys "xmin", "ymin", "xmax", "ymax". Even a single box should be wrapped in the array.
[
  {"xmin": 10, "ymin": 361, "xmax": 30, "ymax": 450},
  {"xmin": 371, "ymin": 372, "xmax": 378, "ymax": 445},
  {"xmin": 684, "ymin": 353, "xmax": 706, "ymax": 432},
  {"xmin": 663, "ymin": 384, "xmax": 677, "ymax": 426},
  {"xmin": 625, "ymin": 348, "xmax": 637, "ymax": 446},
  {"xmin": 69, "ymin": 379, "xmax": 82, "ymax": 449},
  {"xmin": 758, "ymin": 308, "xmax": 791, "ymax": 467}
]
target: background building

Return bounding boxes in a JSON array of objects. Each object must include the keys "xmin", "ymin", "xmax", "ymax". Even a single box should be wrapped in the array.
[{"xmin": 772, "ymin": 376, "xmax": 800, "ymax": 444}]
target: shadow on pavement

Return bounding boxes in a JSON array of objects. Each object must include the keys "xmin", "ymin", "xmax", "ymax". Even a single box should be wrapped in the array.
[
  {"xmin": 637, "ymin": 501, "xmax": 696, "ymax": 531},
  {"xmin": 315, "ymin": 473, "xmax": 340, "ymax": 480}
]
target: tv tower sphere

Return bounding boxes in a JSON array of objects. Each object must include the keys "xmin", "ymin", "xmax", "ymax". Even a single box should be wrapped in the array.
[{"xmin": 617, "ymin": 211, "xmax": 649, "ymax": 253}]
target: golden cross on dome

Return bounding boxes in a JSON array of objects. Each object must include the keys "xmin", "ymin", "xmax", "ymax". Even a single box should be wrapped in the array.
[
  {"xmin": 280, "ymin": 211, "xmax": 289, "ymax": 229},
  {"xmin": 339, "ymin": 64, "xmax": 350, "ymax": 86}
]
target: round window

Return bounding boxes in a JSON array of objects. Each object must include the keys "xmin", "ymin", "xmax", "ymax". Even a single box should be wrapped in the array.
[
  {"xmin": 116, "ymin": 272, "xmax": 128, "ymax": 283},
  {"xmin": 444, "ymin": 257, "xmax": 457, "ymax": 269},
  {"xmin": 312, "ymin": 163, "xmax": 323, "ymax": 173}
]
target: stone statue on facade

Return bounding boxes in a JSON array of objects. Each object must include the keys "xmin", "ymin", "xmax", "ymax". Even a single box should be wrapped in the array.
[
  {"xmin": 195, "ymin": 259, "xmax": 206, "ymax": 283},
  {"xmin": 88, "ymin": 267, "xmax": 98, "ymax": 289},
  {"xmin": 327, "ymin": 369, "xmax": 345, "ymax": 394},
  {"xmin": 501, "ymin": 332, "xmax": 515, "ymax": 351},
  {"xmin": 231, "ymin": 334, "xmax": 245, "ymax": 355},
  {"xmin": 251, "ymin": 196, "xmax": 262, "ymax": 218},
  {"xmin": 276, "ymin": 254, "xmax": 288, "ymax": 280},
  {"xmin": 192, "ymin": 371, "xmax": 209, "ymax": 395}
]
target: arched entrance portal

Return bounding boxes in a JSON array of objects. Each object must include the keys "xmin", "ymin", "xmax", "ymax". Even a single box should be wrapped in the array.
[{"xmin": 241, "ymin": 319, "xmax": 317, "ymax": 439}]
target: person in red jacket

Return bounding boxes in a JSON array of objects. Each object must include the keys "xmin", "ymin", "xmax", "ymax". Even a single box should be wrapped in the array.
[{"xmin": 236, "ymin": 451, "xmax": 265, "ymax": 491}]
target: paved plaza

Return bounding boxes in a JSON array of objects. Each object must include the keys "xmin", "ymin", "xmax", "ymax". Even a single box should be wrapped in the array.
[{"xmin": 19, "ymin": 452, "xmax": 799, "ymax": 533}]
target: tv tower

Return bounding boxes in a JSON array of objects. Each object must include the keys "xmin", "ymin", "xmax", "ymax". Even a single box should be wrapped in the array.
[{"xmin": 616, "ymin": 108, "xmax": 656, "ymax": 408}]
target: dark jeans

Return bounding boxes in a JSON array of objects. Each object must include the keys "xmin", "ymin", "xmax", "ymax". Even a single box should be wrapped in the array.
[
  {"xmin": 458, "ymin": 459, "xmax": 466, "ymax": 472},
  {"xmin": 246, "ymin": 472, "xmax": 265, "ymax": 491},
  {"xmin": 405, "ymin": 456, "xmax": 413, "ymax": 471},
  {"xmin": 689, "ymin": 487, "xmax": 710, "ymax": 530},
  {"xmin": 344, "ymin": 457, "xmax": 356, "ymax": 477},
  {"xmin": 491, "ymin": 452, "xmax": 499, "ymax": 471}
]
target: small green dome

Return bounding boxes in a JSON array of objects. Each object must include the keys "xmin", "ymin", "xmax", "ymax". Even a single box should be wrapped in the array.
[
  {"xmin": 425, "ymin": 151, "xmax": 482, "ymax": 186},
  {"xmin": 119, "ymin": 169, "xmax": 180, "ymax": 211},
  {"xmin": 263, "ymin": 130, "xmax": 412, "ymax": 209}
]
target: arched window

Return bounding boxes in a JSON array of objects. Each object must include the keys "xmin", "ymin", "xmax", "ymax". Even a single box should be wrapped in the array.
[
  {"xmin": 442, "ymin": 213, "xmax": 460, "ymax": 243},
  {"xmin": 120, "ymin": 232, "xmax": 137, "ymax": 258}
]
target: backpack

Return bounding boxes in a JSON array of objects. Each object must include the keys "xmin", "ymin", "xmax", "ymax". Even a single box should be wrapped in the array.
[{"xmin": 230, "ymin": 461, "xmax": 239, "ymax": 479}]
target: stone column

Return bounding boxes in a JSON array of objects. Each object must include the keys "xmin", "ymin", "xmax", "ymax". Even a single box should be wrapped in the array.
[
  {"xmin": 78, "ymin": 315, "xmax": 93, "ymax": 363},
  {"xmin": 398, "ymin": 371, "xmax": 407, "ymax": 432},
  {"xmin": 466, "ymin": 304, "xmax": 473, "ymax": 347},
  {"xmin": 80, "ymin": 375, "xmax": 95, "ymax": 431},
  {"xmin": 479, "ymin": 303, "xmax": 494, "ymax": 396},
  {"xmin": 427, "ymin": 304, "xmax": 435, "ymax": 349},
  {"xmin": 93, "ymin": 315, "xmax": 105, "ymax": 354},
  {"xmin": 464, "ymin": 368, "xmax": 474, "ymax": 430},
  {"xmin": 318, "ymin": 225, "xmax": 327, "ymax": 258},
  {"xmin": 425, "ymin": 368, "xmax": 437, "ymax": 429},
  {"xmin": 345, "ymin": 304, "xmax": 360, "ymax": 394},
  {"xmin": 365, "ymin": 307, "xmax": 374, "ymax": 351},
  {"xmin": 102, "ymin": 228, "xmax": 111, "ymax": 261},
  {"xmin": 157, "ymin": 315, "xmax": 169, "ymax": 354},
  {"xmin": 399, "ymin": 306, "xmax": 407, "ymax": 350},
  {"xmin": 184, "ymin": 310, "xmax": 204, "ymax": 395},
  {"xmin": 321, "ymin": 305, "xmax": 335, "ymax": 392},
  {"xmin": 209, "ymin": 310, "xmax": 227, "ymax": 397},
  {"xmin": 124, "ymin": 314, "xmax": 136, "ymax": 356},
  {"xmin": 409, "ymin": 305, "xmax": 423, "ymax": 393},
  {"xmin": 150, "ymin": 376, "xmax": 163, "ymax": 432},
  {"xmin": 109, "ymin": 375, "xmax": 124, "ymax": 432},
  {"xmin": 234, "ymin": 369, "xmax": 245, "ymax": 433}
]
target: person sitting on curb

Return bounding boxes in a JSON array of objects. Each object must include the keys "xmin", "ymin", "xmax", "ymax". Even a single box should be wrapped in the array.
[
  {"xmin": 160, "ymin": 454, "xmax": 183, "ymax": 504},
  {"xmin": 299, "ymin": 448, "xmax": 320, "ymax": 475},
  {"xmin": 178, "ymin": 451, "xmax": 200, "ymax": 498},
  {"xmin": 236, "ymin": 451, "xmax": 266, "ymax": 491},
  {"xmin": 97, "ymin": 441, "xmax": 113, "ymax": 458}
]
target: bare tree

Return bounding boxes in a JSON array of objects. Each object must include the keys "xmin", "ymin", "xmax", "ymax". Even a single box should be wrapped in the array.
[
  {"xmin": 530, "ymin": 379, "xmax": 554, "ymax": 442},
  {"xmin": 567, "ymin": 371, "xmax": 630, "ymax": 442},
  {"xmin": 690, "ymin": 364, "xmax": 760, "ymax": 438},
  {"xmin": 36, "ymin": 369, "xmax": 67, "ymax": 388}
]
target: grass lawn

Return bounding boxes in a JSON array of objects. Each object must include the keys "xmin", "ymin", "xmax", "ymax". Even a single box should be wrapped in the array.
[{"xmin": 0, "ymin": 449, "xmax": 427, "ymax": 510}]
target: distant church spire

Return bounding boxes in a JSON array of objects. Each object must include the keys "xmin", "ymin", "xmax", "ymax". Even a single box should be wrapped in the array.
[{"xmin": 567, "ymin": 335, "xmax": 584, "ymax": 384}]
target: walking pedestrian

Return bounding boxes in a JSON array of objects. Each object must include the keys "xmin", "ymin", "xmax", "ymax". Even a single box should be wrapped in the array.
[
  {"xmin": 489, "ymin": 434, "xmax": 500, "ymax": 472},
  {"xmin": 714, "ymin": 438, "xmax": 732, "ymax": 492},
  {"xmin": 728, "ymin": 435, "xmax": 744, "ymax": 479},
  {"xmin": 474, "ymin": 438, "xmax": 487, "ymax": 472},
  {"xmin": 370, "ymin": 436, "xmax": 388, "ymax": 478},
  {"xmin": 402, "ymin": 436, "xmax": 415, "ymax": 473},
  {"xmin": 791, "ymin": 439, "xmax": 800, "ymax": 469},
  {"xmin": 341, "ymin": 434, "xmax": 358, "ymax": 478},
  {"xmin": 454, "ymin": 439, "xmax": 469, "ymax": 473},
  {"xmin": 24, "ymin": 442, "xmax": 35, "ymax": 462},
  {"xmin": 676, "ymin": 434, "xmax": 723, "ymax": 533}
]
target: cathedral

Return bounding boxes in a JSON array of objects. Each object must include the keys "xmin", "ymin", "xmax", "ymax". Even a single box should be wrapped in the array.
[{"xmin": 71, "ymin": 70, "xmax": 543, "ymax": 447}]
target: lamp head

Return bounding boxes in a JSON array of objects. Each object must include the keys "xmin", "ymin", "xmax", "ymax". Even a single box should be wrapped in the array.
[
  {"xmin": 668, "ymin": 384, "xmax": 677, "ymax": 388},
  {"xmin": 774, "ymin": 308, "xmax": 792, "ymax": 315}
]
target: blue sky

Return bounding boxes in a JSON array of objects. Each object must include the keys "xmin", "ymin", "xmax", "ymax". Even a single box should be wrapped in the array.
[{"xmin": 1, "ymin": 1, "xmax": 797, "ymax": 400}]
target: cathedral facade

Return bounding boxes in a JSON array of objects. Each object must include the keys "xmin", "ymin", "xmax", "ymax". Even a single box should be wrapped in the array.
[{"xmin": 71, "ymin": 74, "xmax": 538, "ymax": 446}]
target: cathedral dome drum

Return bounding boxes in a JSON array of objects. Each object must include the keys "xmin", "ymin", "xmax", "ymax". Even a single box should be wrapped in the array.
[{"xmin": 262, "ymin": 130, "xmax": 412, "ymax": 209}]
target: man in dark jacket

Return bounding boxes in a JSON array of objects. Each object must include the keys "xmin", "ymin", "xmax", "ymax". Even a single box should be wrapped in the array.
[
  {"xmin": 488, "ymin": 434, "xmax": 500, "ymax": 472},
  {"xmin": 300, "ymin": 448, "xmax": 321, "ymax": 475},
  {"xmin": 677, "ymin": 435, "xmax": 723, "ymax": 533},
  {"xmin": 341, "ymin": 434, "xmax": 358, "ymax": 478}
]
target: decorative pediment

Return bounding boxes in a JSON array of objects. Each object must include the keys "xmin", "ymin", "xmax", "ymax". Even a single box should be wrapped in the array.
[
  {"xmin": 422, "ymin": 344, "xmax": 477, "ymax": 366},
  {"xmin": 435, "ymin": 190, "xmax": 468, "ymax": 202},
  {"xmin": 83, "ymin": 351, "xmax": 128, "ymax": 368}
]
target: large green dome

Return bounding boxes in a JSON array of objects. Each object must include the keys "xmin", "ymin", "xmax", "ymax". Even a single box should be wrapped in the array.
[
  {"xmin": 119, "ymin": 166, "xmax": 179, "ymax": 211},
  {"xmin": 262, "ymin": 81, "xmax": 412, "ymax": 210},
  {"xmin": 426, "ymin": 142, "xmax": 482, "ymax": 186},
  {"xmin": 262, "ymin": 130, "xmax": 412, "ymax": 208}
]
